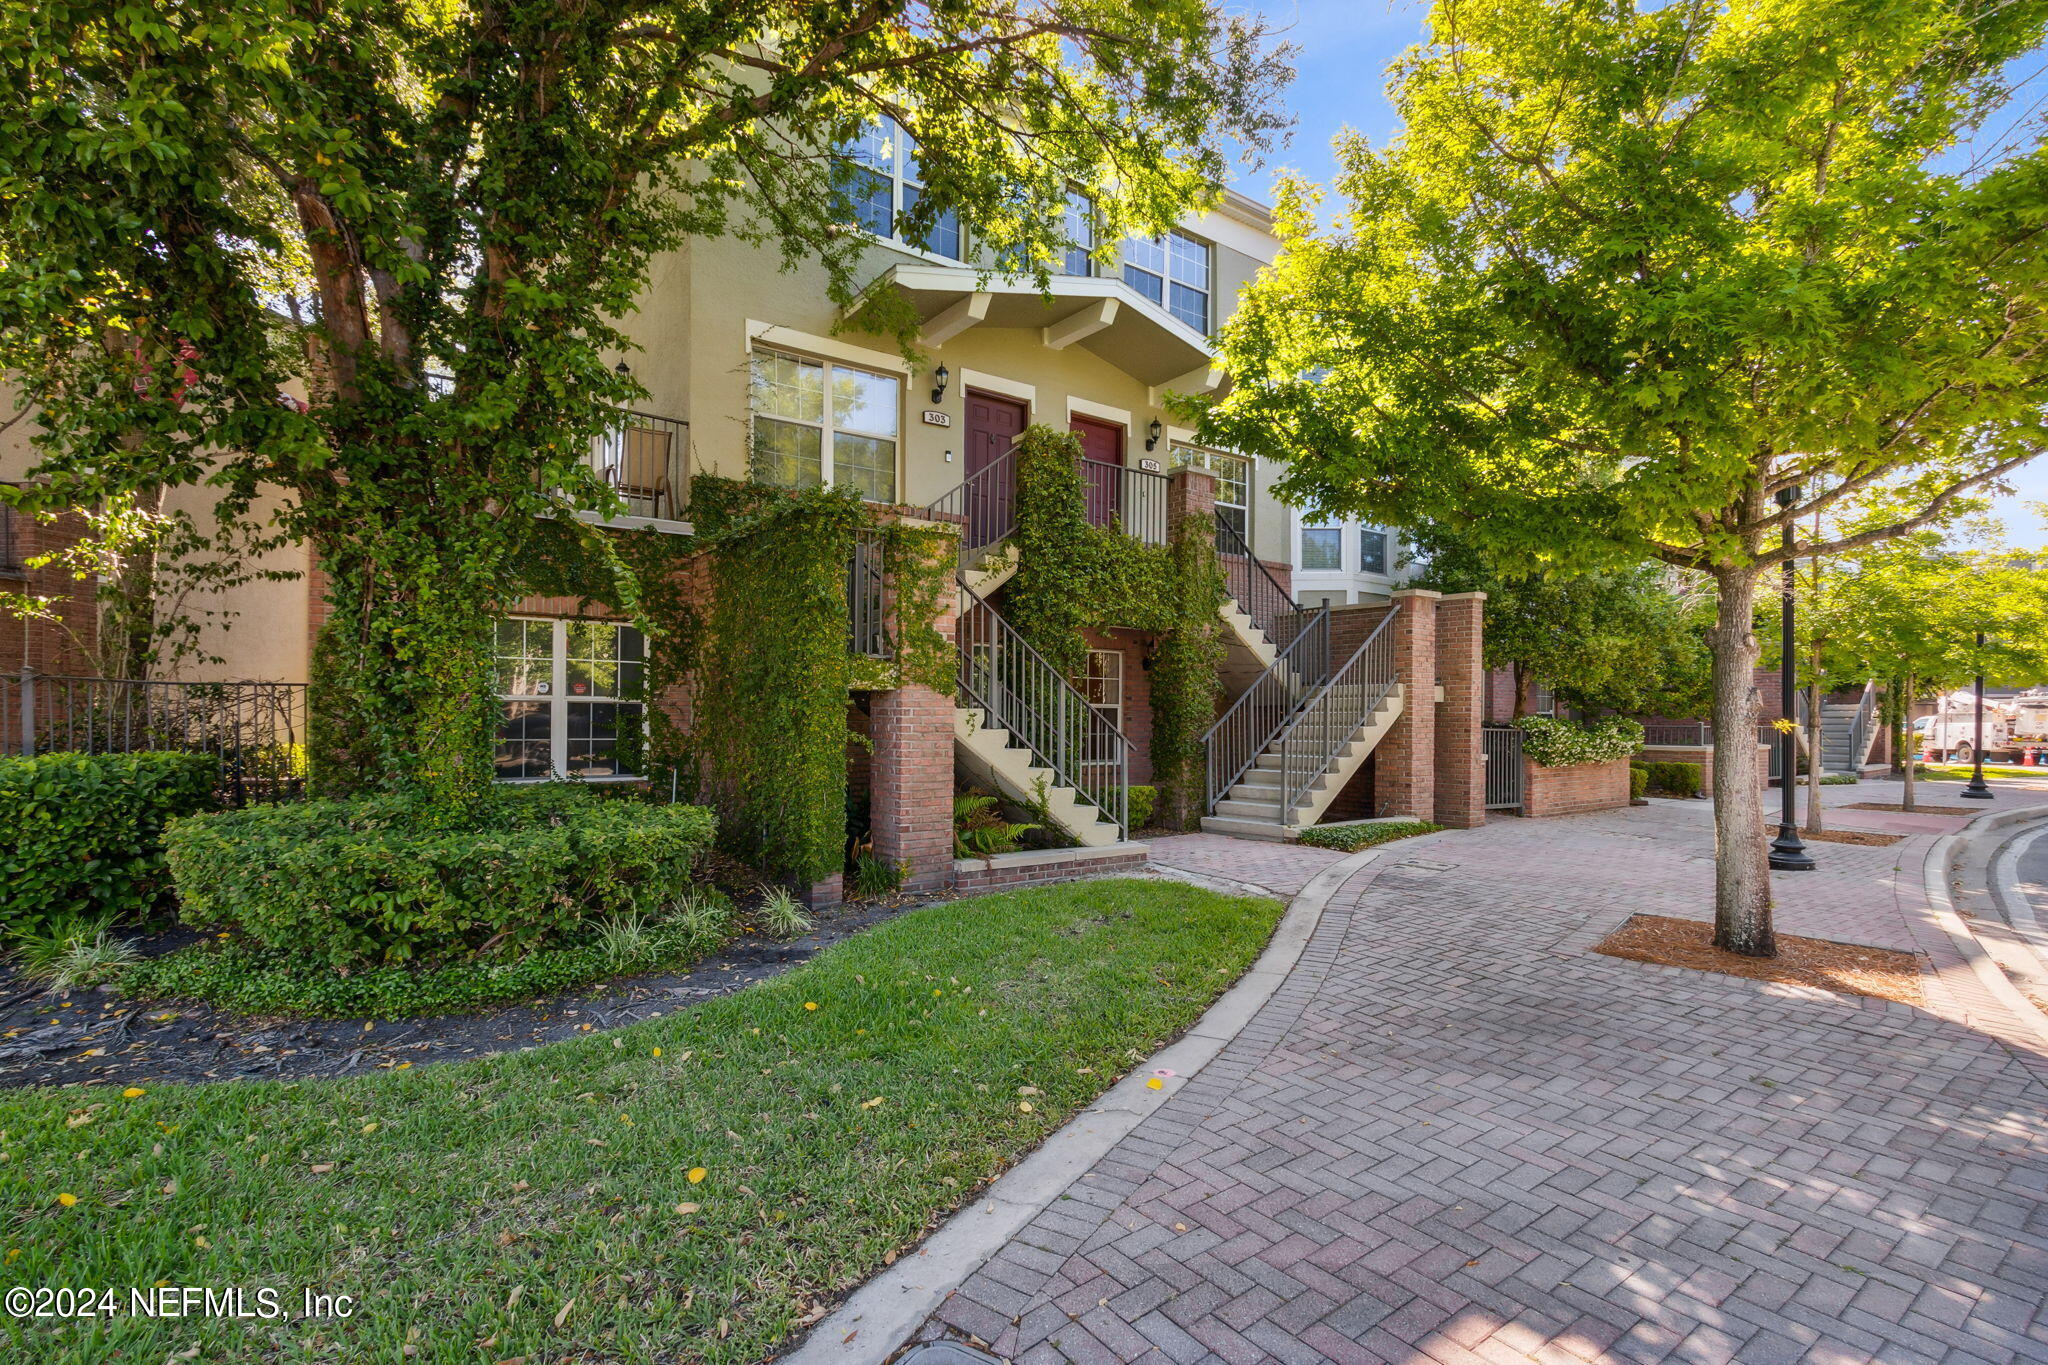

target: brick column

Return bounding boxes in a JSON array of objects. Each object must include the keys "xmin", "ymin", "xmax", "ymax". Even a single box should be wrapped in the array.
[
  {"xmin": 1165, "ymin": 465, "xmax": 1216, "ymax": 533},
  {"xmin": 1432, "ymin": 591, "xmax": 1486, "ymax": 829},
  {"xmin": 869, "ymin": 524, "xmax": 961, "ymax": 894},
  {"xmin": 1374, "ymin": 588, "xmax": 1439, "ymax": 821}
]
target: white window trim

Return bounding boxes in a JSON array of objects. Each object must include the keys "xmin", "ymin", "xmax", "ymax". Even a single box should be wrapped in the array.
[
  {"xmin": 746, "ymin": 321, "xmax": 908, "ymax": 375},
  {"xmin": 1065, "ymin": 395, "xmax": 1133, "ymax": 431},
  {"xmin": 842, "ymin": 119, "xmax": 962, "ymax": 260},
  {"xmin": 748, "ymin": 344, "xmax": 905, "ymax": 502},
  {"xmin": 1119, "ymin": 229, "xmax": 1212, "ymax": 335},
  {"xmin": 959, "ymin": 369, "xmax": 1037, "ymax": 409},
  {"xmin": 1169, "ymin": 442, "xmax": 1253, "ymax": 537},
  {"xmin": 497, "ymin": 617, "xmax": 646, "ymax": 783}
]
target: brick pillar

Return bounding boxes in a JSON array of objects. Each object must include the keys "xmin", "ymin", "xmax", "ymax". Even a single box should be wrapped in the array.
[
  {"xmin": 1165, "ymin": 465, "xmax": 1217, "ymax": 530},
  {"xmin": 1374, "ymin": 588, "xmax": 1439, "ymax": 820},
  {"xmin": 869, "ymin": 524, "xmax": 961, "ymax": 894},
  {"xmin": 1432, "ymin": 592, "xmax": 1486, "ymax": 829}
]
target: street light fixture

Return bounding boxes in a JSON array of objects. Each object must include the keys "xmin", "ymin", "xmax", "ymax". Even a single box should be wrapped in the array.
[
  {"xmin": 1769, "ymin": 484, "xmax": 1817, "ymax": 872},
  {"xmin": 1961, "ymin": 628, "xmax": 1994, "ymax": 800}
]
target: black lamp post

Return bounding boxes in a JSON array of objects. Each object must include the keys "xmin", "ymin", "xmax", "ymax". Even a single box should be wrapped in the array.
[
  {"xmin": 1769, "ymin": 485, "xmax": 1816, "ymax": 872},
  {"xmin": 1961, "ymin": 629, "xmax": 1994, "ymax": 800}
]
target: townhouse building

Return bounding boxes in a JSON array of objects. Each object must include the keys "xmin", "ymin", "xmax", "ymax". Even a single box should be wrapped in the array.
[{"xmin": 3, "ymin": 130, "xmax": 1489, "ymax": 897}]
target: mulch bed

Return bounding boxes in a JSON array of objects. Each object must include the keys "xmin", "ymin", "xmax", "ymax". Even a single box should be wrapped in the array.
[
  {"xmin": 1766, "ymin": 828, "xmax": 1904, "ymax": 847},
  {"xmin": 1841, "ymin": 802, "xmax": 1984, "ymax": 816},
  {"xmin": 0, "ymin": 892, "xmax": 942, "ymax": 1092},
  {"xmin": 1594, "ymin": 913, "xmax": 1926, "ymax": 1008}
]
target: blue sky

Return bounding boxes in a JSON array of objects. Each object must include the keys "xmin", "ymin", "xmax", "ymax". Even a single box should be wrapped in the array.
[{"xmin": 1237, "ymin": 0, "xmax": 2048, "ymax": 544}]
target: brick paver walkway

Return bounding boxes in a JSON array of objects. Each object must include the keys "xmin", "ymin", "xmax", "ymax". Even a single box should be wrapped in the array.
[{"xmin": 914, "ymin": 782, "xmax": 2048, "ymax": 1364}]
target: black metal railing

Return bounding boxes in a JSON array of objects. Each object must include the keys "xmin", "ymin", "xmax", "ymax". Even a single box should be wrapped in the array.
[
  {"xmin": 1482, "ymin": 724, "xmax": 1524, "ymax": 811},
  {"xmin": 1081, "ymin": 461, "xmax": 1169, "ymax": 545},
  {"xmin": 956, "ymin": 580, "xmax": 1129, "ymax": 838},
  {"xmin": 923, "ymin": 446, "xmax": 1020, "ymax": 568},
  {"xmin": 1641, "ymin": 721, "xmax": 1712, "ymax": 747},
  {"xmin": 1202, "ymin": 606, "xmax": 1331, "ymax": 810},
  {"xmin": 2, "ymin": 668, "xmax": 308, "ymax": 804},
  {"xmin": 1277, "ymin": 606, "xmax": 1403, "ymax": 816},
  {"xmin": 847, "ymin": 528, "xmax": 890, "ymax": 659},
  {"xmin": 588, "ymin": 411, "xmax": 690, "ymax": 521},
  {"xmin": 1215, "ymin": 511, "xmax": 1313, "ymax": 653}
]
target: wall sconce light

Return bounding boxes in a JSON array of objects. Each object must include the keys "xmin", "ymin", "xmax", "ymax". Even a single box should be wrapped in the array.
[
  {"xmin": 1145, "ymin": 418, "xmax": 1163, "ymax": 452},
  {"xmin": 931, "ymin": 364, "xmax": 950, "ymax": 404},
  {"xmin": 614, "ymin": 360, "xmax": 632, "ymax": 379}
]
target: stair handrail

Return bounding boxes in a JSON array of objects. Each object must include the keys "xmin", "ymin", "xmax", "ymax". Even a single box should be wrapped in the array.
[
  {"xmin": 1213, "ymin": 510, "xmax": 1313, "ymax": 653},
  {"xmin": 1849, "ymin": 680, "xmax": 1879, "ymax": 772},
  {"xmin": 955, "ymin": 577, "xmax": 1131, "ymax": 838},
  {"xmin": 1200, "ymin": 606, "xmax": 1331, "ymax": 811},
  {"xmin": 1279, "ymin": 604, "xmax": 1404, "ymax": 816},
  {"xmin": 923, "ymin": 446, "xmax": 1022, "ymax": 568}
]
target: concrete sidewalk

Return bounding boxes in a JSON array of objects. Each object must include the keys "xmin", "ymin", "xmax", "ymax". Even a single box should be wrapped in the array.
[{"xmin": 908, "ymin": 778, "xmax": 2048, "ymax": 1365}]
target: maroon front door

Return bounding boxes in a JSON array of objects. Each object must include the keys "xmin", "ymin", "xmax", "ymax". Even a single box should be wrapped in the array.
[
  {"xmin": 1070, "ymin": 415, "xmax": 1124, "ymax": 529},
  {"xmin": 965, "ymin": 390, "xmax": 1027, "ymax": 552}
]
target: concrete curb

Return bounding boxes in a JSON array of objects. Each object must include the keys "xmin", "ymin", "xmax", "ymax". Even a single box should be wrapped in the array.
[
  {"xmin": 779, "ymin": 846, "xmax": 1387, "ymax": 1365},
  {"xmin": 1989, "ymin": 822, "xmax": 2048, "ymax": 975},
  {"xmin": 1922, "ymin": 804, "xmax": 2048, "ymax": 1054}
]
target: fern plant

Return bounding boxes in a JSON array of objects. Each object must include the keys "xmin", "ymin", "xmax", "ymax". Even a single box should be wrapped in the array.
[{"xmin": 953, "ymin": 793, "xmax": 1038, "ymax": 860}]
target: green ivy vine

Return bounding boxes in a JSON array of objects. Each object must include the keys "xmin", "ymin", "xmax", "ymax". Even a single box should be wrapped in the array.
[{"xmin": 1002, "ymin": 426, "xmax": 1225, "ymax": 828}]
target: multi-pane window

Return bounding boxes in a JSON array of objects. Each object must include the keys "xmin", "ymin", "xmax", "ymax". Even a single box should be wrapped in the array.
[
  {"xmin": 1300, "ymin": 525, "xmax": 1342, "ymax": 572},
  {"xmin": 841, "ymin": 117, "xmax": 961, "ymax": 259},
  {"xmin": 1122, "ymin": 230, "xmax": 1211, "ymax": 333},
  {"xmin": 1060, "ymin": 192, "xmax": 1096, "ymax": 276},
  {"xmin": 1360, "ymin": 529, "xmax": 1389, "ymax": 575},
  {"xmin": 749, "ymin": 348, "xmax": 900, "ymax": 503},
  {"xmin": 495, "ymin": 618, "xmax": 645, "ymax": 781},
  {"xmin": 1170, "ymin": 446, "xmax": 1251, "ymax": 542},
  {"xmin": 1075, "ymin": 648, "xmax": 1124, "ymax": 774}
]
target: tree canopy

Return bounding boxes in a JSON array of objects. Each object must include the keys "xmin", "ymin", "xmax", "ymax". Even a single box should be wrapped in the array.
[
  {"xmin": 1202, "ymin": 0, "xmax": 2048, "ymax": 954},
  {"xmin": 0, "ymin": 0, "xmax": 1291, "ymax": 806}
]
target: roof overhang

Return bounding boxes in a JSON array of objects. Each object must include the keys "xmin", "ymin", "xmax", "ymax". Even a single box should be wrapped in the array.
[{"xmin": 847, "ymin": 262, "xmax": 1224, "ymax": 393}]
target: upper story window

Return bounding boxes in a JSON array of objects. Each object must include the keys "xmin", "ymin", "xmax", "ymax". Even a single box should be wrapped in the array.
[
  {"xmin": 749, "ymin": 347, "xmax": 900, "ymax": 504},
  {"xmin": 495, "ymin": 617, "xmax": 645, "ymax": 781},
  {"xmin": 0, "ymin": 492, "xmax": 23, "ymax": 576},
  {"xmin": 841, "ymin": 118, "xmax": 961, "ymax": 260},
  {"xmin": 1300, "ymin": 523, "xmax": 1342, "ymax": 572},
  {"xmin": 1170, "ymin": 445, "xmax": 1251, "ymax": 542},
  {"xmin": 1060, "ymin": 192, "xmax": 1097, "ymax": 276},
  {"xmin": 1123, "ymin": 230, "xmax": 1211, "ymax": 334},
  {"xmin": 1360, "ymin": 529, "xmax": 1389, "ymax": 575}
]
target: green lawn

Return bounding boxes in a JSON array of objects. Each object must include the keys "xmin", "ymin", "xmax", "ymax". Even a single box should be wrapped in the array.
[
  {"xmin": 1, "ymin": 878, "xmax": 1281, "ymax": 1364},
  {"xmin": 1914, "ymin": 762, "xmax": 2047, "ymax": 782}
]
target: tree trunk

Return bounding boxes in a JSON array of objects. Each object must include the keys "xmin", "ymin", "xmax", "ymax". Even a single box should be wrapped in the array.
[
  {"xmin": 1512, "ymin": 661, "xmax": 1528, "ymax": 718},
  {"xmin": 1803, "ymin": 675, "xmax": 1824, "ymax": 833},
  {"xmin": 1708, "ymin": 565, "xmax": 1775, "ymax": 957}
]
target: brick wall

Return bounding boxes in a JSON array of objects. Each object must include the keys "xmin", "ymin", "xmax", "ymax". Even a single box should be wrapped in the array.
[
  {"xmin": 951, "ymin": 845, "xmax": 1149, "ymax": 894},
  {"xmin": 1522, "ymin": 757, "xmax": 1631, "ymax": 817},
  {"xmin": 0, "ymin": 500, "xmax": 98, "ymax": 678},
  {"xmin": 1081, "ymin": 626, "xmax": 1154, "ymax": 784},
  {"xmin": 1432, "ymin": 593, "xmax": 1485, "ymax": 829},
  {"xmin": 868, "ymin": 526, "xmax": 960, "ymax": 894},
  {"xmin": 1372, "ymin": 589, "xmax": 1437, "ymax": 820}
]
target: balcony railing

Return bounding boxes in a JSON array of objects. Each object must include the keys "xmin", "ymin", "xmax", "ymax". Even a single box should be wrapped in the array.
[
  {"xmin": 589, "ymin": 411, "xmax": 689, "ymax": 521},
  {"xmin": 848, "ymin": 528, "xmax": 890, "ymax": 659},
  {"xmin": 923, "ymin": 446, "xmax": 1019, "ymax": 567},
  {"xmin": 1277, "ymin": 605, "xmax": 1402, "ymax": 814},
  {"xmin": 1081, "ymin": 461, "xmax": 1168, "ymax": 545}
]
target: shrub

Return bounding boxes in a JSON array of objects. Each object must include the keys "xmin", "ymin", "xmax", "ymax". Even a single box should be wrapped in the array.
[
  {"xmin": 1296, "ymin": 819, "xmax": 1444, "ymax": 852},
  {"xmin": 1637, "ymin": 760, "xmax": 1703, "ymax": 797},
  {"xmin": 1629, "ymin": 764, "xmax": 1650, "ymax": 800},
  {"xmin": 164, "ymin": 786, "xmax": 717, "ymax": 968},
  {"xmin": 125, "ymin": 887, "xmax": 737, "ymax": 1017},
  {"xmin": 0, "ymin": 751, "xmax": 219, "ymax": 936},
  {"xmin": 1127, "ymin": 784, "xmax": 1157, "ymax": 832},
  {"xmin": 1820, "ymin": 773, "xmax": 1859, "ymax": 786},
  {"xmin": 953, "ymin": 792, "xmax": 1037, "ymax": 859},
  {"xmin": 756, "ymin": 887, "xmax": 813, "ymax": 938},
  {"xmin": 1514, "ymin": 715, "xmax": 1644, "ymax": 768},
  {"xmin": 849, "ymin": 852, "xmax": 907, "ymax": 900}
]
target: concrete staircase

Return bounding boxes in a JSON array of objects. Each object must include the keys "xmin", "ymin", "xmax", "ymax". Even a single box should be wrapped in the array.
[
  {"xmin": 1817, "ymin": 688, "xmax": 1878, "ymax": 775},
  {"xmin": 1203, "ymin": 684, "xmax": 1405, "ymax": 841},
  {"xmin": 953, "ymin": 704, "xmax": 1122, "ymax": 847}
]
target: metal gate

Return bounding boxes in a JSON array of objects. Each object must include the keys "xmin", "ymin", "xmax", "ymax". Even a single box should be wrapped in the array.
[{"xmin": 1482, "ymin": 724, "xmax": 1524, "ymax": 811}]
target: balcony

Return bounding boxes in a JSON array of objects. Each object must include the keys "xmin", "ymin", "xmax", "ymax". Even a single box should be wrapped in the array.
[{"xmin": 586, "ymin": 411, "xmax": 689, "ymax": 525}]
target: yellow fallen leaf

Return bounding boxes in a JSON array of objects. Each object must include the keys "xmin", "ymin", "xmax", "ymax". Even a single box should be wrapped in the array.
[
  {"xmin": 193, "ymin": 1236, "xmax": 210, "ymax": 1250},
  {"xmin": 361, "ymin": 1122, "xmax": 378, "ymax": 1134},
  {"xmin": 1018, "ymin": 1102, "xmax": 1033, "ymax": 1113},
  {"xmin": 860, "ymin": 1096, "xmax": 884, "ymax": 1110},
  {"xmin": 804, "ymin": 1001, "xmax": 818, "ymax": 1011},
  {"xmin": 652, "ymin": 1048, "xmax": 662, "ymax": 1058},
  {"xmin": 121, "ymin": 1088, "xmax": 146, "ymax": 1099},
  {"xmin": 687, "ymin": 1167, "xmax": 707, "ymax": 1184},
  {"xmin": 1146, "ymin": 1078, "xmax": 1164, "ymax": 1091},
  {"xmin": 56, "ymin": 1193, "xmax": 78, "ymax": 1208}
]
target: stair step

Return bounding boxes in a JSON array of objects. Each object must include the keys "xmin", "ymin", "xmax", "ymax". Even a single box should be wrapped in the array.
[{"xmin": 1199, "ymin": 814, "xmax": 1295, "ymax": 841}]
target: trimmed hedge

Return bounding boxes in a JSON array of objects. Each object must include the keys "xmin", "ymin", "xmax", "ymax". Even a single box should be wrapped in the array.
[
  {"xmin": 1635, "ymin": 760, "xmax": 1703, "ymax": 797},
  {"xmin": 0, "ymin": 751, "xmax": 219, "ymax": 934},
  {"xmin": 1514, "ymin": 715, "xmax": 1644, "ymax": 768},
  {"xmin": 1629, "ymin": 764, "xmax": 1650, "ymax": 800},
  {"xmin": 165, "ymin": 786, "xmax": 717, "ymax": 968},
  {"xmin": 1296, "ymin": 819, "xmax": 1444, "ymax": 852}
]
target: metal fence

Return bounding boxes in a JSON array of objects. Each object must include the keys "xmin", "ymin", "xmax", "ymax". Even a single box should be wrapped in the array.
[
  {"xmin": 847, "ymin": 528, "xmax": 890, "ymax": 659},
  {"xmin": 3, "ymin": 669, "xmax": 309, "ymax": 804},
  {"xmin": 1482, "ymin": 725, "xmax": 1524, "ymax": 811},
  {"xmin": 1275, "ymin": 607, "xmax": 1402, "ymax": 815},
  {"xmin": 1081, "ymin": 461, "xmax": 1169, "ymax": 545},
  {"xmin": 588, "ymin": 411, "xmax": 690, "ymax": 520}
]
